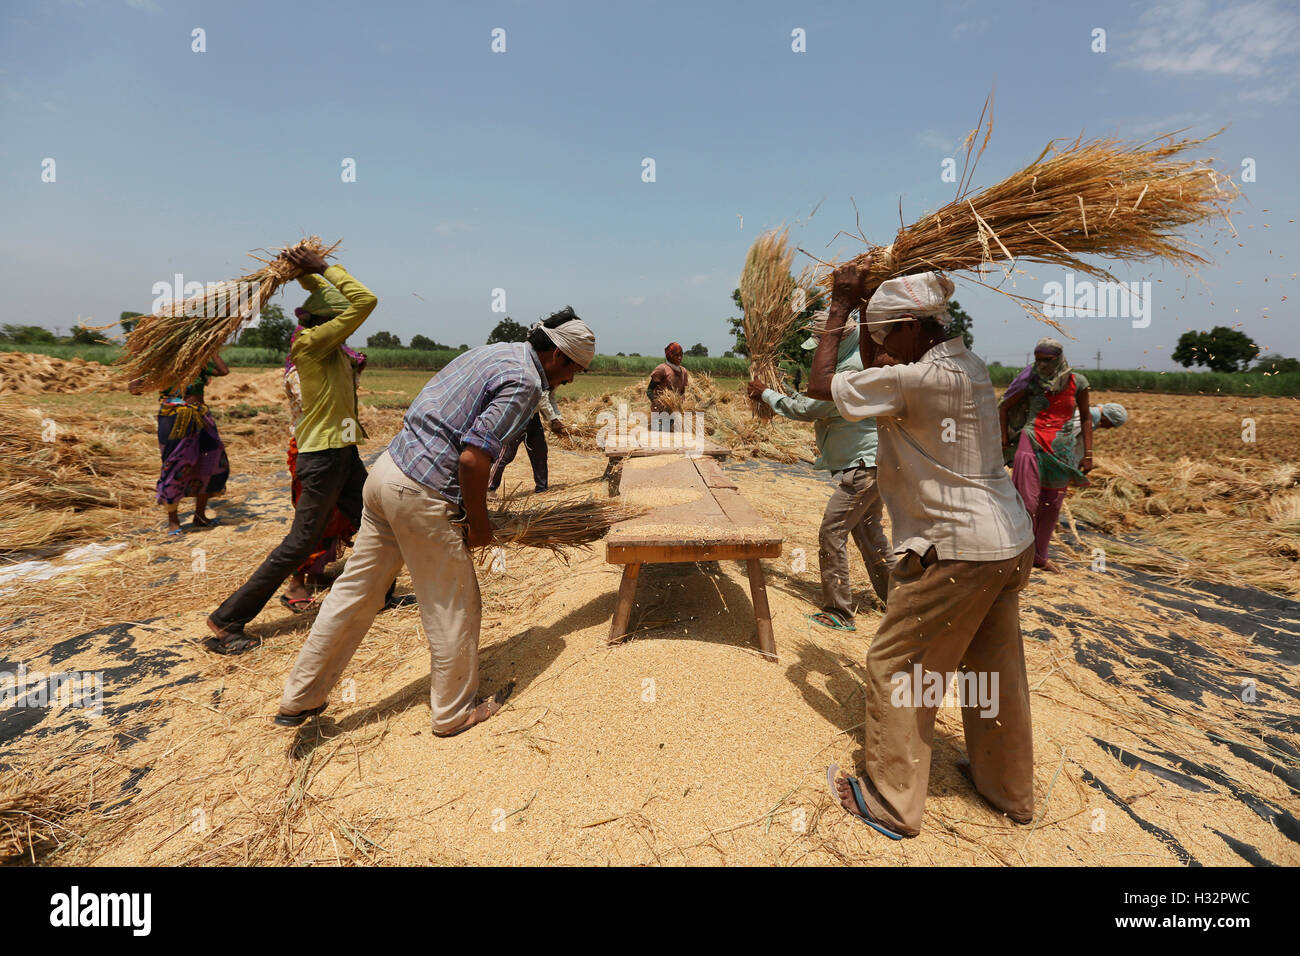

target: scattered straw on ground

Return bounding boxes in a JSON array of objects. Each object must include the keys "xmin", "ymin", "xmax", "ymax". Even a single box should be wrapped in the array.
[{"xmin": 4, "ymin": 385, "xmax": 1296, "ymax": 867}]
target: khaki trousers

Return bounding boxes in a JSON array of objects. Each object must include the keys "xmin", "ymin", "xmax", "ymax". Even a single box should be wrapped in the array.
[
  {"xmin": 856, "ymin": 544, "xmax": 1034, "ymax": 835},
  {"xmin": 280, "ymin": 451, "xmax": 482, "ymax": 733},
  {"xmin": 818, "ymin": 464, "xmax": 892, "ymax": 616}
]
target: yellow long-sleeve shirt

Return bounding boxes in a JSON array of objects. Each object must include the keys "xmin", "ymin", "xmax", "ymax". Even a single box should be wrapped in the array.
[{"xmin": 289, "ymin": 264, "xmax": 378, "ymax": 453}]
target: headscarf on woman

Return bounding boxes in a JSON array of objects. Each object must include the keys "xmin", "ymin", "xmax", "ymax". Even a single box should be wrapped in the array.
[{"xmin": 1003, "ymin": 337, "xmax": 1071, "ymax": 404}]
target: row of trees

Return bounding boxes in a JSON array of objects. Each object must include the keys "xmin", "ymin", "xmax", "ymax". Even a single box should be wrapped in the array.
[
  {"xmin": 1, "ymin": 323, "xmax": 116, "ymax": 345},
  {"xmin": 12, "ymin": 302, "xmax": 1294, "ymax": 377},
  {"xmin": 484, "ymin": 316, "xmax": 711, "ymax": 356}
]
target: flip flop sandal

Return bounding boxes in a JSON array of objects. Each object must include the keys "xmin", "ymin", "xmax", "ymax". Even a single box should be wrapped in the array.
[
  {"xmin": 279, "ymin": 594, "xmax": 316, "ymax": 614},
  {"xmin": 382, "ymin": 593, "xmax": 418, "ymax": 611},
  {"xmin": 274, "ymin": 703, "xmax": 328, "ymax": 728},
  {"xmin": 808, "ymin": 611, "xmax": 856, "ymax": 632},
  {"xmin": 191, "ymin": 517, "xmax": 219, "ymax": 528},
  {"xmin": 203, "ymin": 632, "xmax": 262, "ymax": 656},
  {"xmin": 956, "ymin": 759, "xmax": 1033, "ymax": 825},
  {"xmin": 433, "ymin": 681, "xmax": 516, "ymax": 738},
  {"xmin": 826, "ymin": 763, "xmax": 905, "ymax": 840},
  {"xmin": 166, "ymin": 527, "xmax": 185, "ymax": 537}
]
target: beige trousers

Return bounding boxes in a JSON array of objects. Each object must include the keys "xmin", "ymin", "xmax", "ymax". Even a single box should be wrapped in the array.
[
  {"xmin": 818, "ymin": 464, "xmax": 892, "ymax": 616},
  {"xmin": 280, "ymin": 451, "xmax": 481, "ymax": 733},
  {"xmin": 855, "ymin": 544, "xmax": 1035, "ymax": 835}
]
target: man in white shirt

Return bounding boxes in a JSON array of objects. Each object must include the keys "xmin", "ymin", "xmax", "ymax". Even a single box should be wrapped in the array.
[{"xmin": 807, "ymin": 262, "xmax": 1036, "ymax": 839}]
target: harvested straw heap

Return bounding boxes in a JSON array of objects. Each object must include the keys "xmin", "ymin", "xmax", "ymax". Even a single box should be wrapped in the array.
[
  {"xmin": 489, "ymin": 494, "xmax": 647, "ymax": 560},
  {"xmin": 0, "ymin": 398, "xmax": 154, "ymax": 554},
  {"xmin": 0, "ymin": 352, "xmax": 121, "ymax": 396},
  {"xmin": 738, "ymin": 228, "xmax": 813, "ymax": 419},
  {"xmin": 825, "ymin": 102, "xmax": 1237, "ymax": 320},
  {"xmin": 121, "ymin": 236, "xmax": 340, "ymax": 392},
  {"xmin": 0, "ymin": 767, "xmax": 86, "ymax": 862},
  {"xmin": 1070, "ymin": 456, "xmax": 1300, "ymax": 595}
]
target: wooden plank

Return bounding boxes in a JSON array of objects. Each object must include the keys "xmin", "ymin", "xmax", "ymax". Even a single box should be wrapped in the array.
[
  {"xmin": 694, "ymin": 457, "xmax": 737, "ymax": 490},
  {"xmin": 603, "ymin": 438, "xmax": 732, "ymax": 460},
  {"xmin": 607, "ymin": 540, "xmax": 783, "ymax": 564},
  {"xmin": 710, "ymin": 487, "xmax": 772, "ymax": 531}
]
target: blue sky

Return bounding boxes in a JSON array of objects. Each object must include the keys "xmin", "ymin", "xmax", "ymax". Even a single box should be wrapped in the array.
[{"xmin": 2, "ymin": 0, "xmax": 1297, "ymax": 369}]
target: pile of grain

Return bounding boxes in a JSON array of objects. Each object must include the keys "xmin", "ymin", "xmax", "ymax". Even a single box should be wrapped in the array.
[{"xmin": 0, "ymin": 352, "xmax": 121, "ymax": 396}]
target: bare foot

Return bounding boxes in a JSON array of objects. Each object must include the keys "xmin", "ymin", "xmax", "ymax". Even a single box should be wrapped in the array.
[
  {"xmin": 167, "ymin": 512, "xmax": 182, "ymax": 533},
  {"xmin": 835, "ymin": 773, "xmax": 860, "ymax": 815},
  {"xmin": 1039, "ymin": 559, "xmax": 1062, "ymax": 573},
  {"xmin": 284, "ymin": 576, "xmax": 311, "ymax": 605}
]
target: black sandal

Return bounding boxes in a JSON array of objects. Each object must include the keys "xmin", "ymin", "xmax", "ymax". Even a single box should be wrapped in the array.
[
  {"xmin": 203, "ymin": 618, "xmax": 262, "ymax": 656},
  {"xmin": 273, "ymin": 703, "xmax": 328, "ymax": 727}
]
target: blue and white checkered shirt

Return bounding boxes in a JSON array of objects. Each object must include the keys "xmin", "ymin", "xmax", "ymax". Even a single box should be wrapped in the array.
[{"xmin": 388, "ymin": 343, "xmax": 546, "ymax": 507}]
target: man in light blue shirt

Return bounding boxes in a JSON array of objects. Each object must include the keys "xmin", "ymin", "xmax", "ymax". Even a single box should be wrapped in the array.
[{"xmin": 747, "ymin": 321, "xmax": 891, "ymax": 630}]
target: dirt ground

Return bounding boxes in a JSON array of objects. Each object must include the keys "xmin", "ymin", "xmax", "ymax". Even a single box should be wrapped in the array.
[{"xmin": 1, "ymin": 370, "xmax": 1297, "ymax": 866}]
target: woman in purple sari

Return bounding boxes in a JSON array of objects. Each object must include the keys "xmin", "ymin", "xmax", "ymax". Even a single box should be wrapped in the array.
[{"xmin": 131, "ymin": 356, "xmax": 231, "ymax": 534}]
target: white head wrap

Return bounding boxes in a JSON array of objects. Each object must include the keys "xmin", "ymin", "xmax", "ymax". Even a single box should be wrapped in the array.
[
  {"xmin": 535, "ymin": 318, "xmax": 596, "ymax": 369},
  {"xmin": 1100, "ymin": 402, "xmax": 1128, "ymax": 426},
  {"xmin": 864, "ymin": 272, "xmax": 956, "ymax": 327}
]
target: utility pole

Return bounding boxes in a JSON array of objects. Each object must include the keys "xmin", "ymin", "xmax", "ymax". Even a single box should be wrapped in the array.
[{"xmin": 1095, "ymin": 350, "xmax": 1102, "ymax": 371}]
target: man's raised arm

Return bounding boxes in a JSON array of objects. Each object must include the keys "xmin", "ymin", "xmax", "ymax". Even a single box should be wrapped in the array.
[{"xmin": 807, "ymin": 258, "xmax": 871, "ymax": 400}]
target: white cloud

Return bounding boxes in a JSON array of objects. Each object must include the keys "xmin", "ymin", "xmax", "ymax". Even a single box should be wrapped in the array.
[
  {"xmin": 125, "ymin": 0, "xmax": 162, "ymax": 11},
  {"xmin": 953, "ymin": 18, "xmax": 990, "ymax": 38},
  {"xmin": 625, "ymin": 295, "xmax": 645, "ymax": 306},
  {"xmin": 917, "ymin": 129, "xmax": 955, "ymax": 155},
  {"xmin": 1129, "ymin": 112, "xmax": 1215, "ymax": 136},
  {"xmin": 1129, "ymin": 0, "xmax": 1300, "ymax": 80},
  {"xmin": 1240, "ymin": 76, "xmax": 1300, "ymax": 102}
]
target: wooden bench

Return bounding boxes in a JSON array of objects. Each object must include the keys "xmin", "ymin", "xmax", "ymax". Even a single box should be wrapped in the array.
[
  {"xmin": 604, "ymin": 455, "xmax": 782, "ymax": 661},
  {"xmin": 602, "ymin": 437, "xmax": 731, "ymax": 494}
]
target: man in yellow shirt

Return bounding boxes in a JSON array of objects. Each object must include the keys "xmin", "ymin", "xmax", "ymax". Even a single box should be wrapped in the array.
[{"xmin": 206, "ymin": 245, "xmax": 378, "ymax": 654}]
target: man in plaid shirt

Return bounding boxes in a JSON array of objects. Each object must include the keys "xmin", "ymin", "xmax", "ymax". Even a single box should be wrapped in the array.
[{"xmin": 277, "ymin": 307, "xmax": 596, "ymax": 736}]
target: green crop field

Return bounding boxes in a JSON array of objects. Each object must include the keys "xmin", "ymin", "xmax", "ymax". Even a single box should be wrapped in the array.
[{"xmin": 4, "ymin": 343, "xmax": 1297, "ymax": 396}]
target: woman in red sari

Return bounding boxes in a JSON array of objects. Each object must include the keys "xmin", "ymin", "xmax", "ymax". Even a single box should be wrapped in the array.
[{"xmin": 998, "ymin": 338, "xmax": 1092, "ymax": 572}]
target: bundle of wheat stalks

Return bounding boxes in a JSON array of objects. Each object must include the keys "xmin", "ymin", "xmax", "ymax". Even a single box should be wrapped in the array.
[
  {"xmin": 0, "ymin": 399, "xmax": 154, "ymax": 553},
  {"xmin": 826, "ymin": 108, "xmax": 1236, "ymax": 319},
  {"xmin": 488, "ymin": 493, "xmax": 648, "ymax": 559},
  {"xmin": 739, "ymin": 228, "xmax": 815, "ymax": 419},
  {"xmin": 121, "ymin": 236, "xmax": 340, "ymax": 392}
]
